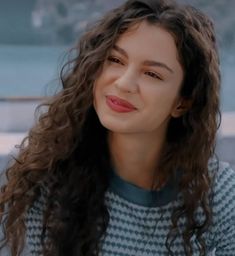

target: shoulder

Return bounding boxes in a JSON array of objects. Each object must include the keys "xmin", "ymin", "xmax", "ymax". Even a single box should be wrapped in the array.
[
  {"xmin": 208, "ymin": 157, "xmax": 235, "ymax": 200},
  {"xmin": 205, "ymin": 160, "xmax": 235, "ymax": 253},
  {"xmin": 208, "ymin": 157, "xmax": 235, "ymax": 222},
  {"xmin": 25, "ymin": 184, "xmax": 49, "ymax": 255}
]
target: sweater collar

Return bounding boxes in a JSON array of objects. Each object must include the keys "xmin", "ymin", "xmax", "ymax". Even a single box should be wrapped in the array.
[{"xmin": 108, "ymin": 168, "xmax": 180, "ymax": 207}]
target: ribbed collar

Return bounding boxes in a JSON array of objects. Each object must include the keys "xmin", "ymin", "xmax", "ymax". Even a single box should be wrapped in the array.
[{"xmin": 108, "ymin": 168, "xmax": 180, "ymax": 207}]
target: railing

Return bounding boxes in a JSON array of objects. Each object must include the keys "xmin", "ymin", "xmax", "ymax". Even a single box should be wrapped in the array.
[
  {"xmin": 0, "ymin": 96, "xmax": 46, "ymax": 102},
  {"xmin": 0, "ymin": 97, "xmax": 44, "ymax": 133},
  {"xmin": 0, "ymin": 97, "xmax": 234, "ymax": 169},
  {"xmin": 220, "ymin": 112, "xmax": 235, "ymax": 137}
]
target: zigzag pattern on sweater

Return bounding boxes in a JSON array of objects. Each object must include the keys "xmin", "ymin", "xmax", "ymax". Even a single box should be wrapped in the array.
[{"xmin": 25, "ymin": 160, "xmax": 235, "ymax": 255}]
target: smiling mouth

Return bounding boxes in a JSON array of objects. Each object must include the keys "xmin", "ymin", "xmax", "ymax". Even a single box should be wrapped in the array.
[{"xmin": 106, "ymin": 95, "xmax": 137, "ymax": 113}]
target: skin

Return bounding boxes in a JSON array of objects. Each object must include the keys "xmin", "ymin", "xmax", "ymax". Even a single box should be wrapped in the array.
[{"xmin": 93, "ymin": 21, "xmax": 190, "ymax": 190}]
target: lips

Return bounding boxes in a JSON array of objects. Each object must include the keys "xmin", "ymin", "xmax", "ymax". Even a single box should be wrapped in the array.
[{"xmin": 106, "ymin": 95, "xmax": 137, "ymax": 113}]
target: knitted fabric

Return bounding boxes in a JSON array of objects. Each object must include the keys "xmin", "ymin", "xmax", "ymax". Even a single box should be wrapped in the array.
[{"xmin": 25, "ymin": 159, "xmax": 235, "ymax": 255}]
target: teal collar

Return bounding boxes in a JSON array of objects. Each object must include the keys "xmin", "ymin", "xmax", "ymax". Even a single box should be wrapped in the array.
[{"xmin": 108, "ymin": 168, "xmax": 180, "ymax": 207}]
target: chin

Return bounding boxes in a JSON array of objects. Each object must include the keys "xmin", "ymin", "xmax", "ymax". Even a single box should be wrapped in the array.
[{"xmin": 98, "ymin": 116, "xmax": 133, "ymax": 133}]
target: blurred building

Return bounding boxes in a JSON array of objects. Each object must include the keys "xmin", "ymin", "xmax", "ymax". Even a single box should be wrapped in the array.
[{"xmin": 0, "ymin": 0, "xmax": 235, "ymax": 171}]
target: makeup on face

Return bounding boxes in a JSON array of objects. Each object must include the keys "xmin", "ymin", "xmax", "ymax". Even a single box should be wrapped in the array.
[{"xmin": 106, "ymin": 95, "xmax": 137, "ymax": 113}]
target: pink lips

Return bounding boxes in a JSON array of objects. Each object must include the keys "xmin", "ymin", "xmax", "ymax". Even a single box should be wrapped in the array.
[{"xmin": 106, "ymin": 95, "xmax": 137, "ymax": 113}]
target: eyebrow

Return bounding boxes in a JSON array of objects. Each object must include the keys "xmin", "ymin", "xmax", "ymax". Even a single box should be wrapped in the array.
[{"xmin": 113, "ymin": 45, "xmax": 174, "ymax": 74}]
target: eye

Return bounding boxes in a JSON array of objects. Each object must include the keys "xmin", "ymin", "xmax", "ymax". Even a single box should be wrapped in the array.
[
  {"xmin": 145, "ymin": 71, "xmax": 163, "ymax": 80},
  {"xmin": 107, "ymin": 56, "xmax": 123, "ymax": 65}
]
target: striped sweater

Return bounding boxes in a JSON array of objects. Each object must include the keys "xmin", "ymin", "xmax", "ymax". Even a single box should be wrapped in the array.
[{"xmin": 20, "ymin": 159, "xmax": 235, "ymax": 255}]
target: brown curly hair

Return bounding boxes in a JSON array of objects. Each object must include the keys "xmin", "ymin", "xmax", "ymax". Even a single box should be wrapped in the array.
[{"xmin": 0, "ymin": 0, "xmax": 221, "ymax": 255}]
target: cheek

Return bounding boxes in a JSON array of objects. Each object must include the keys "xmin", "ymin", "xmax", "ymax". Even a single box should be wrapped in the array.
[
  {"xmin": 93, "ymin": 78, "xmax": 107, "ymax": 112},
  {"xmin": 93, "ymin": 75, "xmax": 104, "ymax": 96},
  {"xmin": 142, "ymin": 87, "xmax": 179, "ymax": 113},
  {"xmin": 92, "ymin": 82, "xmax": 98, "ymax": 104},
  {"xmin": 92, "ymin": 80, "xmax": 101, "ymax": 110},
  {"xmin": 93, "ymin": 72, "xmax": 108, "ymax": 94}
]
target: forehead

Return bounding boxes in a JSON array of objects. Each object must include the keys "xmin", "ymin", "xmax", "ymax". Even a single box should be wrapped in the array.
[{"xmin": 113, "ymin": 20, "xmax": 182, "ymax": 73}]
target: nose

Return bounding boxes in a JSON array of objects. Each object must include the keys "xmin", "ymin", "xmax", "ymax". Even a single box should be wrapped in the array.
[{"xmin": 115, "ymin": 67, "xmax": 139, "ymax": 93}]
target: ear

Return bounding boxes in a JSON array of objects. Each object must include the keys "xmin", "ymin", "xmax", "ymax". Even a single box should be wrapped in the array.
[{"xmin": 171, "ymin": 97, "xmax": 192, "ymax": 118}]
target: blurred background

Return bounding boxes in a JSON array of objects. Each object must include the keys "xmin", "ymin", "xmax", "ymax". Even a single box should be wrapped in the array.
[{"xmin": 0, "ymin": 0, "xmax": 235, "ymax": 171}]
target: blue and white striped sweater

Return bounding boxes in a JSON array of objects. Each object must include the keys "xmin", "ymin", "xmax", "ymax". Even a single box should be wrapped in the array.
[{"xmin": 25, "ymin": 159, "xmax": 235, "ymax": 255}]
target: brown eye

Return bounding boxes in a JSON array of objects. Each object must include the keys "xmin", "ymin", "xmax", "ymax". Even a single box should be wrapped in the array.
[
  {"xmin": 107, "ymin": 56, "xmax": 123, "ymax": 65},
  {"xmin": 145, "ymin": 71, "xmax": 162, "ymax": 80}
]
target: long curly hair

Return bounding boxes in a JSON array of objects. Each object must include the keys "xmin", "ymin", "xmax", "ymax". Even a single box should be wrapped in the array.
[{"xmin": 0, "ymin": 0, "xmax": 221, "ymax": 255}]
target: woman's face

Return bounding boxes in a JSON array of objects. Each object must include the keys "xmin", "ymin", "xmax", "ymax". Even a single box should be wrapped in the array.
[{"xmin": 93, "ymin": 20, "xmax": 185, "ymax": 138}]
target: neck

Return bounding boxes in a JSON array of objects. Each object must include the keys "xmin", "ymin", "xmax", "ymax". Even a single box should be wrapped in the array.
[{"xmin": 108, "ymin": 132, "xmax": 166, "ymax": 190}]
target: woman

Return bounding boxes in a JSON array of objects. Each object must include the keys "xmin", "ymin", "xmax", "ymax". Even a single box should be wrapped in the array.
[{"xmin": 1, "ymin": 0, "xmax": 235, "ymax": 255}]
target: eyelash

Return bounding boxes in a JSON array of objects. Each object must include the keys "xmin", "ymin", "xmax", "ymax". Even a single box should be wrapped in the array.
[
  {"xmin": 107, "ymin": 56, "xmax": 123, "ymax": 65},
  {"xmin": 107, "ymin": 55, "xmax": 163, "ymax": 80},
  {"xmin": 144, "ymin": 71, "xmax": 162, "ymax": 80}
]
